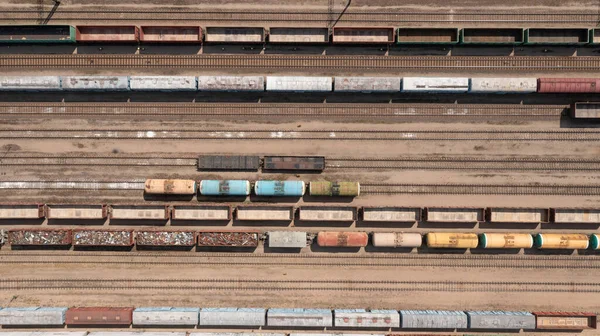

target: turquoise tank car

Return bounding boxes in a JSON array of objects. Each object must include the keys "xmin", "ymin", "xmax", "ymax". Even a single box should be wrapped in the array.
[
  {"xmin": 254, "ymin": 180, "xmax": 305, "ymax": 196},
  {"xmin": 199, "ymin": 180, "xmax": 251, "ymax": 196}
]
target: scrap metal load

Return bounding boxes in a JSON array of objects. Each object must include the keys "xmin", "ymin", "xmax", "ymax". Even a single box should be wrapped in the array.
[
  {"xmin": 8, "ymin": 229, "xmax": 72, "ymax": 246},
  {"xmin": 197, "ymin": 231, "xmax": 259, "ymax": 247},
  {"xmin": 73, "ymin": 230, "xmax": 134, "ymax": 246},
  {"xmin": 136, "ymin": 231, "xmax": 196, "ymax": 246}
]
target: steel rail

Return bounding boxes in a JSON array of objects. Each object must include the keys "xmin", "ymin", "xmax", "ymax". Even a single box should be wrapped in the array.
[
  {"xmin": 1, "ymin": 55, "xmax": 600, "ymax": 72},
  {"xmin": 1, "ymin": 9, "xmax": 598, "ymax": 24},
  {"xmin": 1, "ymin": 129, "xmax": 600, "ymax": 141},
  {"xmin": 0, "ymin": 103, "xmax": 565, "ymax": 118},
  {"xmin": 1, "ymin": 279, "xmax": 597, "ymax": 292},
  {"xmin": 1, "ymin": 253, "xmax": 598, "ymax": 269}
]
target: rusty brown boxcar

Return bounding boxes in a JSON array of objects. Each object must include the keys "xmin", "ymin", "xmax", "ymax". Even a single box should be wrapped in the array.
[
  {"xmin": 66, "ymin": 307, "xmax": 134, "ymax": 325},
  {"xmin": 263, "ymin": 156, "xmax": 325, "ymax": 171},
  {"xmin": 76, "ymin": 25, "xmax": 139, "ymax": 42}
]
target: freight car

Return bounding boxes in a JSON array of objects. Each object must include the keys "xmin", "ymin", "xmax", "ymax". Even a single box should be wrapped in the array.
[
  {"xmin": 144, "ymin": 179, "xmax": 197, "ymax": 195},
  {"xmin": 254, "ymin": 180, "xmax": 306, "ymax": 196},
  {"xmin": 0, "ymin": 308, "xmax": 594, "ymax": 330},
  {"xmin": 309, "ymin": 181, "xmax": 360, "ymax": 197},
  {"xmin": 198, "ymin": 180, "xmax": 251, "ymax": 196},
  {"xmin": 0, "ymin": 25, "xmax": 76, "ymax": 43}
]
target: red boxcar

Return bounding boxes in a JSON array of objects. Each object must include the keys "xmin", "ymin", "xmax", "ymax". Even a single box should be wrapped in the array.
[
  {"xmin": 317, "ymin": 231, "xmax": 368, "ymax": 247},
  {"xmin": 66, "ymin": 307, "xmax": 133, "ymax": 325},
  {"xmin": 538, "ymin": 78, "xmax": 600, "ymax": 93}
]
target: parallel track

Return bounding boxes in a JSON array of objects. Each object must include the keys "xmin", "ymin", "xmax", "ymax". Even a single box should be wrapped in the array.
[
  {"xmin": 1, "ymin": 279, "xmax": 597, "ymax": 292},
  {"xmin": 3, "ymin": 155, "xmax": 600, "ymax": 171},
  {"xmin": 2, "ymin": 181, "xmax": 600, "ymax": 195},
  {"xmin": 1, "ymin": 55, "xmax": 600, "ymax": 72},
  {"xmin": 0, "ymin": 103, "xmax": 566, "ymax": 118},
  {"xmin": 1, "ymin": 9, "xmax": 598, "ymax": 25},
  {"xmin": 1, "ymin": 129, "xmax": 600, "ymax": 141},
  {"xmin": 1, "ymin": 252, "xmax": 598, "ymax": 269}
]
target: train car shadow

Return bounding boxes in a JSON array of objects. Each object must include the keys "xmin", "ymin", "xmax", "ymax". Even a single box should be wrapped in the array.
[
  {"xmin": 470, "ymin": 248, "xmax": 521, "ymax": 255},
  {"xmin": 479, "ymin": 222, "xmax": 539, "ymax": 230},
  {"xmin": 77, "ymin": 43, "xmax": 139, "ymax": 54},
  {"xmin": 195, "ymin": 246, "xmax": 258, "ymax": 252},
  {"xmin": 309, "ymin": 245, "xmax": 361, "ymax": 253},
  {"xmin": 0, "ymin": 218, "xmax": 45, "ymax": 225},
  {"xmin": 171, "ymin": 220, "xmax": 230, "ymax": 227},
  {"xmin": 232, "ymin": 220, "xmax": 291, "ymax": 227},
  {"xmin": 294, "ymin": 220, "xmax": 353, "ymax": 227},
  {"xmin": 389, "ymin": 45, "xmax": 451, "ymax": 56},
  {"xmin": 302, "ymin": 196, "xmax": 354, "ymax": 203},
  {"xmin": 416, "ymin": 247, "xmax": 468, "ymax": 254},
  {"xmin": 264, "ymin": 45, "xmax": 325, "ymax": 55},
  {"xmin": 364, "ymin": 246, "xmax": 415, "ymax": 253},
  {"xmin": 73, "ymin": 246, "xmax": 133, "ymax": 252},
  {"xmin": 10, "ymin": 245, "xmax": 72, "ymax": 251},
  {"xmin": 263, "ymin": 246, "xmax": 303, "ymax": 253},
  {"xmin": 523, "ymin": 249, "xmax": 576, "ymax": 256},
  {"xmin": 326, "ymin": 45, "xmax": 388, "ymax": 55},
  {"xmin": 203, "ymin": 44, "xmax": 263, "ymax": 54},
  {"xmin": 355, "ymin": 221, "xmax": 416, "ymax": 228},
  {"xmin": 514, "ymin": 46, "xmax": 577, "ymax": 56},
  {"xmin": 417, "ymin": 221, "xmax": 477, "ymax": 229},
  {"xmin": 137, "ymin": 246, "xmax": 195, "ymax": 251},
  {"xmin": 109, "ymin": 219, "xmax": 168, "ymax": 226},
  {"xmin": 47, "ymin": 219, "xmax": 106, "ymax": 226},
  {"xmin": 451, "ymin": 45, "xmax": 514, "ymax": 56},
  {"xmin": 541, "ymin": 223, "xmax": 600, "ymax": 230},
  {"xmin": 0, "ymin": 44, "xmax": 76, "ymax": 54},
  {"xmin": 143, "ymin": 194, "xmax": 195, "ymax": 202},
  {"xmin": 138, "ymin": 44, "xmax": 201, "ymax": 55}
]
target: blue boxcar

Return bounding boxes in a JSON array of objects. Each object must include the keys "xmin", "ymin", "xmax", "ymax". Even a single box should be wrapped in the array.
[
  {"xmin": 199, "ymin": 180, "xmax": 251, "ymax": 196},
  {"xmin": 254, "ymin": 180, "xmax": 306, "ymax": 196}
]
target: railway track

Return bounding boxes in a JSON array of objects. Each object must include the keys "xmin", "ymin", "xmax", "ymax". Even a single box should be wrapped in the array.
[
  {"xmin": 1, "ymin": 9, "xmax": 598, "ymax": 25},
  {"xmin": 0, "ymin": 278, "xmax": 597, "ymax": 293},
  {"xmin": 2, "ymin": 155, "xmax": 600, "ymax": 171},
  {"xmin": 0, "ymin": 252, "xmax": 598, "ymax": 269},
  {"xmin": 0, "ymin": 103, "xmax": 566, "ymax": 118},
  {"xmin": 1, "ymin": 181, "xmax": 600, "ymax": 195},
  {"xmin": 1, "ymin": 129, "xmax": 600, "ymax": 141},
  {"xmin": 1, "ymin": 55, "xmax": 600, "ymax": 72}
]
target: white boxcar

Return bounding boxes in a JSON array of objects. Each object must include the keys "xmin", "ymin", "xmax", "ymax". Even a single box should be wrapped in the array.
[
  {"xmin": 0, "ymin": 307, "xmax": 68, "ymax": 326},
  {"xmin": 402, "ymin": 77, "xmax": 469, "ymax": 93},
  {"xmin": 267, "ymin": 308, "xmax": 332, "ymax": 327},
  {"xmin": 0, "ymin": 76, "xmax": 61, "ymax": 91},
  {"xmin": 334, "ymin": 309, "xmax": 400, "ymax": 328},
  {"xmin": 334, "ymin": 77, "xmax": 401, "ymax": 92},
  {"xmin": 199, "ymin": 308, "xmax": 265, "ymax": 326},
  {"xmin": 62, "ymin": 76, "xmax": 129, "ymax": 91},
  {"xmin": 266, "ymin": 76, "xmax": 332, "ymax": 92},
  {"xmin": 0, "ymin": 333, "xmax": 88, "ymax": 336},
  {"xmin": 470, "ymin": 78, "xmax": 537, "ymax": 93},
  {"xmin": 192, "ymin": 334, "xmax": 284, "ymax": 336},
  {"xmin": 197, "ymin": 76, "xmax": 264, "ymax": 91},
  {"xmin": 268, "ymin": 231, "xmax": 307, "ymax": 248},
  {"xmin": 129, "ymin": 76, "xmax": 197, "ymax": 91},
  {"xmin": 133, "ymin": 307, "xmax": 199, "ymax": 326}
]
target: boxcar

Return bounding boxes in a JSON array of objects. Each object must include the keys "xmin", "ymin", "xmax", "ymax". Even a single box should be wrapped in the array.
[
  {"xmin": 334, "ymin": 309, "xmax": 400, "ymax": 328},
  {"xmin": 61, "ymin": 76, "xmax": 129, "ymax": 91},
  {"xmin": 144, "ymin": 179, "xmax": 197, "ymax": 195},
  {"xmin": 466, "ymin": 311, "xmax": 535, "ymax": 330},
  {"xmin": 268, "ymin": 28, "xmax": 329, "ymax": 43},
  {"xmin": 76, "ymin": 25, "xmax": 139, "ymax": 42},
  {"xmin": 461, "ymin": 28, "xmax": 525, "ymax": 45},
  {"xmin": 197, "ymin": 76, "xmax": 265, "ymax": 91},
  {"xmin": 479, "ymin": 233, "xmax": 533, "ymax": 249},
  {"xmin": 309, "ymin": 181, "xmax": 360, "ymax": 196},
  {"xmin": 266, "ymin": 76, "xmax": 332, "ymax": 92},
  {"xmin": 254, "ymin": 180, "xmax": 306, "ymax": 196},
  {"xmin": 139, "ymin": 26, "xmax": 202, "ymax": 43},
  {"xmin": 267, "ymin": 308, "xmax": 333, "ymax": 327},
  {"xmin": 199, "ymin": 308, "xmax": 266, "ymax": 326},
  {"xmin": 316, "ymin": 231, "xmax": 368, "ymax": 247},
  {"xmin": 129, "ymin": 76, "xmax": 197, "ymax": 91},
  {"xmin": 400, "ymin": 310, "xmax": 468, "ymax": 329},
  {"xmin": 403, "ymin": 77, "xmax": 469, "ymax": 93},
  {"xmin": 534, "ymin": 233, "xmax": 589, "ymax": 249},
  {"xmin": 199, "ymin": 180, "xmax": 251, "ymax": 196},
  {"xmin": 332, "ymin": 27, "xmax": 395, "ymax": 44},
  {"xmin": 397, "ymin": 28, "xmax": 459, "ymax": 44},
  {"xmin": 0, "ymin": 25, "xmax": 75, "ymax": 43},
  {"xmin": 469, "ymin": 78, "xmax": 537, "ymax": 93},
  {"xmin": 133, "ymin": 307, "xmax": 200, "ymax": 326},
  {"xmin": 334, "ymin": 77, "xmax": 401, "ymax": 93},
  {"xmin": 263, "ymin": 156, "xmax": 325, "ymax": 171},
  {"xmin": 570, "ymin": 102, "xmax": 600, "ymax": 119},
  {"xmin": 0, "ymin": 76, "xmax": 62, "ymax": 91},
  {"xmin": 268, "ymin": 231, "xmax": 307, "ymax": 248},
  {"xmin": 66, "ymin": 307, "xmax": 133, "ymax": 326},
  {"xmin": 0, "ymin": 307, "xmax": 68, "ymax": 326},
  {"xmin": 538, "ymin": 78, "xmax": 600, "ymax": 93}
]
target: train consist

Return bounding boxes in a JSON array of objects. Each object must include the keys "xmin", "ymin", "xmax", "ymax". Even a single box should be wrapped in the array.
[
  {"xmin": 4, "ymin": 75, "xmax": 600, "ymax": 95},
  {"xmin": 1, "ymin": 25, "xmax": 599, "ymax": 45},
  {"xmin": 145, "ymin": 179, "xmax": 360, "ymax": 197},
  {"xmin": 0, "ymin": 306, "xmax": 593, "ymax": 330},
  {"xmin": 4, "ymin": 203, "xmax": 600, "ymax": 224},
  {"xmin": 5, "ymin": 229, "xmax": 600, "ymax": 250}
]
